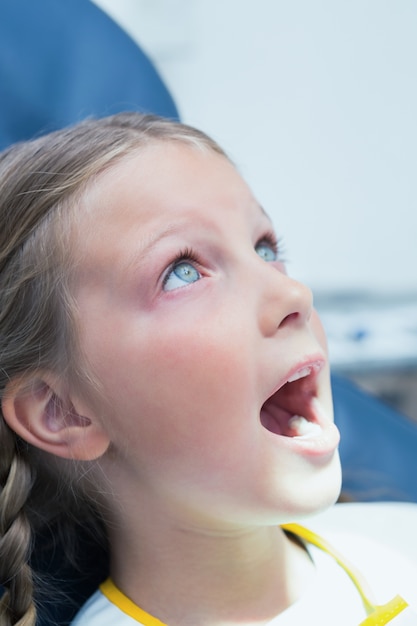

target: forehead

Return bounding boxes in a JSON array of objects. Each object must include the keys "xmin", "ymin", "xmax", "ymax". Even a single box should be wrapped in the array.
[
  {"xmin": 80, "ymin": 141, "xmax": 263, "ymax": 229},
  {"xmin": 87, "ymin": 142, "xmax": 247, "ymax": 208}
]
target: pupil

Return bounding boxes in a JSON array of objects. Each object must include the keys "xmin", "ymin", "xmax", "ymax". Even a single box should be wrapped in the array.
[{"xmin": 175, "ymin": 262, "xmax": 198, "ymax": 283}]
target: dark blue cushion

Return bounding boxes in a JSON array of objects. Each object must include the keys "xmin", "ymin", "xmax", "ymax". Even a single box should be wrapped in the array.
[
  {"xmin": 0, "ymin": 0, "xmax": 179, "ymax": 150},
  {"xmin": 333, "ymin": 374, "xmax": 417, "ymax": 502}
]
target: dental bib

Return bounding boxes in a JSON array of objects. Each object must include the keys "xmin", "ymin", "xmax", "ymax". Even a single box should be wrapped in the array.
[{"xmin": 94, "ymin": 524, "xmax": 415, "ymax": 625}]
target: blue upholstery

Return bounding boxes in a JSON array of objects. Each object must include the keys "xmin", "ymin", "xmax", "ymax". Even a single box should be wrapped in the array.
[
  {"xmin": 333, "ymin": 374, "xmax": 417, "ymax": 502},
  {"xmin": 0, "ymin": 0, "xmax": 179, "ymax": 150}
]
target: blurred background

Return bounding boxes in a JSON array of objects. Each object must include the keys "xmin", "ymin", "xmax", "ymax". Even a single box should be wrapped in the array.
[{"xmin": 92, "ymin": 0, "xmax": 417, "ymax": 420}]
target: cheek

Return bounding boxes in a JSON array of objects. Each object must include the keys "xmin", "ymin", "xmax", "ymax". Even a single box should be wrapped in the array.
[
  {"xmin": 83, "ymin": 319, "xmax": 252, "ymax": 446},
  {"xmin": 310, "ymin": 309, "xmax": 329, "ymax": 353},
  {"xmin": 74, "ymin": 290, "xmax": 258, "ymax": 472},
  {"xmin": 92, "ymin": 337, "xmax": 253, "ymax": 490},
  {"xmin": 138, "ymin": 324, "xmax": 252, "ymax": 417},
  {"xmin": 310, "ymin": 310, "xmax": 334, "ymax": 415}
]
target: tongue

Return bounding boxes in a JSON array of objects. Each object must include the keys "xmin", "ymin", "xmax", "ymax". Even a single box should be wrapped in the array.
[
  {"xmin": 260, "ymin": 404, "xmax": 321, "ymax": 438},
  {"xmin": 260, "ymin": 405, "xmax": 302, "ymax": 436}
]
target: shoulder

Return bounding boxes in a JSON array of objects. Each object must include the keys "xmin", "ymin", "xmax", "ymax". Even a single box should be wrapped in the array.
[
  {"xmin": 71, "ymin": 589, "xmax": 141, "ymax": 626},
  {"xmin": 306, "ymin": 502, "xmax": 417, "ymax": 608}
]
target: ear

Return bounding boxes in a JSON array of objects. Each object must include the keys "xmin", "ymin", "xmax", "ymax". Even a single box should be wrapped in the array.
[{"xmin": 1, "ymin": 374, "xmax": 110, "ymax": 461}]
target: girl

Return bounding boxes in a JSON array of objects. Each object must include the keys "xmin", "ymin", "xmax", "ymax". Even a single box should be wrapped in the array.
[{"xmin": 0, "ymin": 113, "xmax": 415, "ymax": 626}]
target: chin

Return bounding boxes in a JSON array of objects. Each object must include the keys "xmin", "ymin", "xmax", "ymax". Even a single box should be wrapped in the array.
[{"xmin": 284, "ymin": 452, "xmax": 343, "ymax": 523}]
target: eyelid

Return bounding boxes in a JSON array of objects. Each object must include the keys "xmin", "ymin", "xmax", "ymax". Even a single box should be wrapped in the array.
[{"xmin": 256, "ymin": 230, "xmax": 278, "ymax": 248}]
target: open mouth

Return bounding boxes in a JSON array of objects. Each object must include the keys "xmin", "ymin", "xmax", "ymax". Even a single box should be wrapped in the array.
[{"xmin": 260, "ymin": 362, "xmax": 323, "ymax": 438}]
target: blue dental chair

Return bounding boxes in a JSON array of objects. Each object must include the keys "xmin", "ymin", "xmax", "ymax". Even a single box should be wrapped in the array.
[
  {"xmin": 0, "ymin": 0, "xmax": 178, "ymax": 150},
  {"xmin": 332, "ymin": 373, "xmax": 417, "ymax": 503},
  {"xmin": 1, "ymin": 1, "xmax": 417, "ymax": 623}
]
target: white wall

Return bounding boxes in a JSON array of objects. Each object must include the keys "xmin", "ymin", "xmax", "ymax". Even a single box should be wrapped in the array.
[{"xmin": 93, "ymin": 0, "xmax": 417, "ymax": 294}]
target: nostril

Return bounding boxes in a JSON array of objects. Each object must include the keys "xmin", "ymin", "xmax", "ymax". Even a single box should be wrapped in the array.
[{"xmin": 278, "ymin": 312, "xmax": 300, "ymax": 329}]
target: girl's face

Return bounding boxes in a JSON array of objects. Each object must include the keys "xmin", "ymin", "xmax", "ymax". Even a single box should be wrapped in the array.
[{"xmin": 73, "ymin": 142, "xmax": 341, "ymax": 529}]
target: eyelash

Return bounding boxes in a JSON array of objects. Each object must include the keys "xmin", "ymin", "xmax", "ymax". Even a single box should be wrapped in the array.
[{"xmin": 161, "ymin": 233, "xmax": 285, "ymax": 288}]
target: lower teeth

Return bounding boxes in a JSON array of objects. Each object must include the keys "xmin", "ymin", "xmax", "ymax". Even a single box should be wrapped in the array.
[{"xmin": 288, "ymin": 415, "xmax": 321, "ymax": 437}]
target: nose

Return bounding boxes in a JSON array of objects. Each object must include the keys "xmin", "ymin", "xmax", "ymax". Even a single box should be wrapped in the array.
[{"xmin": 257, "ymin": 262, "xmax": 314, "ymax": 337}]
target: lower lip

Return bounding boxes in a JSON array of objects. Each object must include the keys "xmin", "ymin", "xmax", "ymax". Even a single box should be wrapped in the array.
[{"xmin": 277, "ymin": 420, "xmax": 341, "ymax": 460}]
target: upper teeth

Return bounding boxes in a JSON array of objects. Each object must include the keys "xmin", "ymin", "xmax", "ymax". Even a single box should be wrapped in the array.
[{"xmin": 287, "ymin": 366, "xmax": 312, "ymax": 383}]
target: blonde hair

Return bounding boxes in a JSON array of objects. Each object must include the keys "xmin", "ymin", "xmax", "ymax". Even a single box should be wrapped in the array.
[{"xmin": 0, "ymin": 112, "xmax": 226, "ymax": 626}]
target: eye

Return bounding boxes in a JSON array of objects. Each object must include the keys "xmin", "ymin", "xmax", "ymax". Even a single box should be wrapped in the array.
[
  {"xmin": 255, "ymin": 234, "xmax": 280, "ymax": 262},
  {"xmin": 163, "ymin": 250, "xmax": 202, "ymax": 292}
]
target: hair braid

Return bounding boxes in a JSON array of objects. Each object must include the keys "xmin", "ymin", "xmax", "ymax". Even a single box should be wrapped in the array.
[{"xmin": 0, "ymin": 419, "xmax": 36, "ymax": 626}]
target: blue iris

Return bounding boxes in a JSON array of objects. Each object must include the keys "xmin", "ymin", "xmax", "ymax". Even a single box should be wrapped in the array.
[
  {"xmin": 255, "ymin": 242, "xmax": 277, "ymax": 262},
  {"xmin": 164, "ymin": 261, "xmax": 200, "ymax": 291}
]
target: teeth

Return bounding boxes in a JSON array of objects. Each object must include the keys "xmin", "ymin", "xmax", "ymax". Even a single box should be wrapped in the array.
[
  {"xmin": 288, "ymin": 415, "xmax": 322, "ymax": 437},
  {"xmin": 287, "ymin": 366, "xmax": 311, "ymax": 383}
]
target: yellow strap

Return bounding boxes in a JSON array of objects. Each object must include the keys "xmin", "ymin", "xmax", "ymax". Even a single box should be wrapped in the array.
[
  {"xmin": 358, "ymin": 596, "xmax": 409, "ymax": 625},
  {"xmin": 100, "ymin": 578, "xmax": 167, "ymax": 626},
  {"xmin": 282, "ymin": 523, "xmax": 409, "ymax": 624}
]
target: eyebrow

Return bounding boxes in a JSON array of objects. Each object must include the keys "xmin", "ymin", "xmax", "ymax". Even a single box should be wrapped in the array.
[
  {"xmin": 258, "ymin": 204, "xmax": 272, "ymax": 222},
  {"xmin": 123, "ymin": 222, "xmax": 183, "ymax": 273}
]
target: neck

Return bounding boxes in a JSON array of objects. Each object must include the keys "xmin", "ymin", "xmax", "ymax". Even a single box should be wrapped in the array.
[{"xmin": 107, "ymin": 506, "xmax": 314, "ymax": 626}]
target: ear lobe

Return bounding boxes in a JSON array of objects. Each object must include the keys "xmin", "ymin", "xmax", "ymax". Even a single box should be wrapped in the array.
[{"xmin": 2, "ymin": 375, "xmax": 110, "ymax": 461}]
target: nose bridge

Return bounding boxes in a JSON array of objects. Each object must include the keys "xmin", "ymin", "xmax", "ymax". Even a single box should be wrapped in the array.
[{"xmin": 255, "ymin": 259, "xmax": 314, "ymax": 335}]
